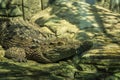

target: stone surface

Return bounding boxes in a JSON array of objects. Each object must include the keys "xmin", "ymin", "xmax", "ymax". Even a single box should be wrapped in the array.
[
  {"xmin": 0, "ymin": 45, "xmax": 5, "ymax": 61},
  {"xmin": 0, "ymin": 0, "xmax": 51, "ymax": 19}
]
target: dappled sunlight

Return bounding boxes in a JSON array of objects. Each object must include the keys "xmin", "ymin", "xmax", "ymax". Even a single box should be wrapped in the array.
[{"xmin": 0, "ymin": 0, "xmax": 120, "ymax": 79}]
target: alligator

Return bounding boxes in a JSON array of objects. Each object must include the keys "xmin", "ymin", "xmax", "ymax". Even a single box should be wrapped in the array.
[{"xmin": 0, "ymin": 18, "xmax": 93, "ymax": 63}]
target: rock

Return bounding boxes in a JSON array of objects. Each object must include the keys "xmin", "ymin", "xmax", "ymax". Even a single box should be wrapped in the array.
[
  {"xmin": 7, "ymin": 5, "xmax": 22, "ymax": 17},
  {"xmin": 81, "ymin": 43, "xmax": 120, "ymax": 59},
  {"xmin": 0, "ymin": 0, "xmax": 14, "ymax": 8},
  {"xmin": 105, "ymin": 76, "xmax": 119, "ymax": 80},
  {"xmin": 114, "ymin": 72, "xmax": 120, "ymax": 78},
  {"xmin": 78, "ymin": 64, "xmax": 97, "ymax": 72},
  {"xmin": 0, "ymin": 0, "xmax": 53, "ymax": 19},
  {"xmin": 0, "ymin": 0, "xmax": 22, "ymax": 17},
  {"xmin": 0, "ymin": 45, "xmax": 5, "ymax": 61},
  {"xmin": 49, "ymin": 63, "xmax": 76, "ymax": 79},
  {"xmin": 74, "ymin": 71, "xmax": 104, "ymax": 80}
]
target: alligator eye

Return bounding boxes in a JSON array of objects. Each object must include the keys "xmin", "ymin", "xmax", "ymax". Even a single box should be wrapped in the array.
[
  {"xmin": 57, "ymin": 41, "xmax": 64, "ymax": 46},
  {"xmin": 49, "ymin": 42, "xmax": 55, "ymax": 45}
]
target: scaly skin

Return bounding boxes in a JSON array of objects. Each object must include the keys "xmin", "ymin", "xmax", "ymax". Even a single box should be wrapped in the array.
[{"xmin": 0, "ymin": 18, "xmax": 93, "ymax": 63}]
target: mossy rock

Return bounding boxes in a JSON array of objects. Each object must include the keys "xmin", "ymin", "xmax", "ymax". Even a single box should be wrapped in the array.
[
  {"xmin": 7, "ymin": 6, "xmax": 22, "ymax": 17},
  {"xmin": 0, "ymin": 6, "xmax": 22, "ymax": 17},
  {"xmin": 0, "ymin": 0, "xmax": 13, "ymax": 9},
  {"xmin": 0, "ymin": 45, "xmax": 5, "ymax": 61}
]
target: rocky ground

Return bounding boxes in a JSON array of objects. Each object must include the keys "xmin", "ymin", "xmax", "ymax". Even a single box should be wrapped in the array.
[{"xmin": 0, "ymin": 0, "xmax": 120, "ymax": 80}]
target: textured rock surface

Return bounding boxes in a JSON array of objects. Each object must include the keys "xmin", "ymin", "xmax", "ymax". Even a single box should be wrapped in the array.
[
  {"xmin": 0, "ymin": 0, "xmax": 50, "ymax": 19},
  {"xmin": 0, "ymin": 45, "xmax": 5, "ymax": 61},
  {"xmin": 0, "ymin": 0, "xmax": 22, "ymax": 17}
]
